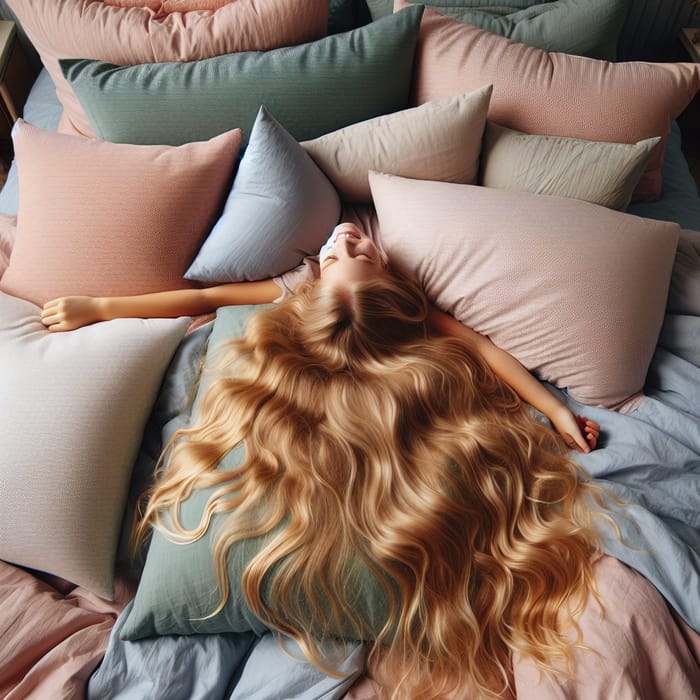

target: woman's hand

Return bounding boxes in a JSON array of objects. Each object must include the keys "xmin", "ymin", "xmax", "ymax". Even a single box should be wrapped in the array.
[
  {"xmin": 549, "ymin": 405, "xmax": 600, "ymax": 453},
  {"xmin": 41, "ymin": 296, "xmax": 105, "ymax": 332}
]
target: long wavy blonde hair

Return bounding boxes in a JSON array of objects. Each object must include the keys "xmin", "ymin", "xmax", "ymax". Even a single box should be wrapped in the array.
[{"xmin": 136, "ymin": 270, "xmax": 604, "ymax": 699}]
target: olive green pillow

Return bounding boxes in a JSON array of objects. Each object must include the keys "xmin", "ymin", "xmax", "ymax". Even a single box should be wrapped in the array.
[
  {"xmin": 121, "ymin": 305, "xmax": 392, "ymax": 642},
  {"xmin": 60, "ymin": 4, "xmax": 423, "ymax": 146}
]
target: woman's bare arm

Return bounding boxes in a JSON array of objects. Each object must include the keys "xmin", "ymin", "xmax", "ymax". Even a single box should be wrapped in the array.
[
  {"xmin": 429, "ymin": 305, "xmax": 599, "ymax": 452},
  {"xmin": 41, "ymin": 279, "xmax": 281, "ymax": 332}
]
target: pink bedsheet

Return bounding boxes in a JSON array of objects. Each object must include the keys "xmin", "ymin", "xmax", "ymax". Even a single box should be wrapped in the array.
[
  {"xmin": 345, "ymin": 556, "xmax": 700, "ymax": 699},
  {"xmin": 0, "ymin": 561, "xmax": 133, "ymax": 700}
]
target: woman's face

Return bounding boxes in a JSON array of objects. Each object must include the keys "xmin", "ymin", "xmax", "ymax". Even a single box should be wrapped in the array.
[{"xmin": 319, "ymin": 223, "xmax": 386, "ymax": 288}]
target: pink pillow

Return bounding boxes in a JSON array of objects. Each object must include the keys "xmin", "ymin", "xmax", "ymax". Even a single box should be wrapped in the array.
[
  {"xmin": 396, "ymin": 0, "xmax": 700, "ymax": 202},
  {"xmin": 0, "ymin": 120, "xmax": 242, "ymax": 306},
  {"xmin": 105, "ymin": 0, "xmax": 235, "ymax": 11},
  {"xmin": 6, "ymin": 0, "xmax": 328, "ymax": 137},
  {"xmin": 0, "ymin": 213, "xmax": 16, "ymax": 278},
  {"xmin": 369, "ymin": 171, "xmax": 680, "ymax": 411}
]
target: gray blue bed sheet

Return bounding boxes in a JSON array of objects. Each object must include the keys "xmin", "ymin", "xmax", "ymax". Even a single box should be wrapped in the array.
[{"xmin": 3, "ymin": 69, "xmax": 700, "ymax": 698}]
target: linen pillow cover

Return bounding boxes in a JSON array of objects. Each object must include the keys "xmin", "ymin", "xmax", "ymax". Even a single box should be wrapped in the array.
[
  {"xmin": 185, "ymin": 106, "xmax": 341, "ymax": 284},
  {"xmin": 0, "ymin": 291, "xmax": 190, "ymax": 597},
  {"xmin": 5, "ymin": 0, "xmax": 329, "ymax": 137},
  {"xmin": 480, "ymin": 123, "xmax": 660, "ymax": 210},
  {"xmin": 399, "ymin": 1, "xmax": 700, "ymax": 201},
  {"xmin": 0, "ymin": 120, "xmax": 241, "ymax": 306},
  {"xmin": 368, "ymin": 172, "xmax": 679, "ymax": 411},
  {"xmin": 60, "ymin": 5, "xmax": 424, "ymax": 147},
  {"xmin": 121, "ymin": 304, "xmax": 392, "ymax": 641},
  {"xmin": 300, "ymin": 86, "xmax": 492, "ymax": 203},
  {"xmin": 369, "ymin": 0, "xmax": 627, "ymax": 59}
]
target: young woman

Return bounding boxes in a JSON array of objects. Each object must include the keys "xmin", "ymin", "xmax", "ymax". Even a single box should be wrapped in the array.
[{"xmin": 41, "ymin": 221, "xmax": 599, "ymax": 453}]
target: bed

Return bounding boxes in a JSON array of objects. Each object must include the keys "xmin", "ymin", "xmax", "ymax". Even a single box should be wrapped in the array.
[{"xmin": 0, "ymin": 0, "xmax": 699, "ymax": 698}]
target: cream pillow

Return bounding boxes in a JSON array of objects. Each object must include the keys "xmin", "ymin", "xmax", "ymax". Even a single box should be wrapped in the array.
[
  {"xmin": 0, "ymin": 291, "xmax": 190, "ymax": 596},
  {"xmin": 5, "ymin": 0, "xmax": 328, "ymax": 136},
  {"xmin": 301, "ymin": 86, "xmax": 492, "ymax": 202},
  {"xmin": 369, "ymin": 171, "xmax": 680, "ymax": 411},
  {"xmin": 481, "ymin": 123, "xmax": 660, "ymax": 210}
]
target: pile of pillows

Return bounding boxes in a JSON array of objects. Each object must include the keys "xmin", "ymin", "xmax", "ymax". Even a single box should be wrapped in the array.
[{"xmin": 0, "ymin": 0, "xmax": 696, "ymax": 641}]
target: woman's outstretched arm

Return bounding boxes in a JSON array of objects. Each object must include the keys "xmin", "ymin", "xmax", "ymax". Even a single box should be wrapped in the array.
[
  {"xmin": 40, "ymin": 279, "xmax": 281, "ymax": 332},
  {"xmin": 429, "ymin": 305, "xmax": 599, "ymax": 453}
]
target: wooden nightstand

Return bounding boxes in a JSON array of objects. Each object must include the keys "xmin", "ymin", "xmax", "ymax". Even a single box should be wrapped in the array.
[{"xmin": 0, "ymin": 21, "xmax": 36, "ymax": 144}]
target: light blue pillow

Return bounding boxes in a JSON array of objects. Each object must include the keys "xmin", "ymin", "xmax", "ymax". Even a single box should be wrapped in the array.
[
  {"xmin": 60, "ymin": 5, "xmax": 423, "ymax": 147},
  {"xmin": 184, "ymin": 106, "xmax": 341, "ymax": 283},
  {"xmin": 369, "ymin": 0, "xmax": 628, "ymax": 59}
]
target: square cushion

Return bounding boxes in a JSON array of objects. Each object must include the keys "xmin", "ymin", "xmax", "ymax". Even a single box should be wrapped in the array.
[
  {"xmin": 120, "ymin": 305, "xmax": 391, "ymax": 641},
  {"xmin": 185, "ymin": 106, "xmax": 341, "ymax": 283},
  {"xmin": 60, "ymin": 5, "xmax": 424, "ymax": 146},
  {"xmin": 301, "ymin": 86, "xmax": 492, "ymax": 203},
  {"xmin": 369, "ymin": 171, "xmax": 680, "ymax": 411},
  {"xmin": 0, "ymin": 291, "xmax": 190, "ymax": 596},
  {"xmin": 399, "ymin": 1, "xmax": 700, "ymax": 202},
  {"xmin": 0, "ymin": 120, "xmax": 241, "ymax": 306},
  {"xmin": 6, "ymin": 0, "xmax": 329, "ymax": 137},
  {"xmin": 480, "ymin": 123, "xmax": 660, "ymax": 210},
  {"xmin": 394, "ymin": 0, "xmax": 628, "ymax": 59}
]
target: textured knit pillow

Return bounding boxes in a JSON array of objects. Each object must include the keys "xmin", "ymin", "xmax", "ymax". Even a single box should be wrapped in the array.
[
  {"xmin": 185, "ymin": 106, "xmax": 341, "ymax": 283},
  {"xmin": 300, "ymin": 86, "xmax": 492, "ymax": 203},
  {"xmin": 60, "ymin": 5, "xmax": 424, "ymax": 146},
  {"xmin": 0, "ymin": 291, "xmax": 190, "ymax": 597},
  {"xmin": 0, "ymin": 120, "xmax": 241, "ymax": 306},
  {"xmin": 369, "ymin": 172, "xmax": 680, "ymax": 411},
  {"xmin": 5, "ymin": 0, "xmax": 328, "ymax": 137},
  {"xmin": 121, "ymin": 304, "xmax": 391, "ymax": 641},
  {"xmin": 400, "ymin": 1, "xmax": 700, "ymax": 202},
  {"xmin": 480, "ymin": 123, "xmax": 660, "ymax": 210}
]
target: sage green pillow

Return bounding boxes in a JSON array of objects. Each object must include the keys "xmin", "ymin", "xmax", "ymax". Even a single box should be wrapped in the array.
[
  {"xmin": 121, "ymin": 305, "xmax": 392, "ymax": 642},
  {"xmin": 60, "ymin": 4, "xmax": 423, "ymax": 147},
  {"xmin": 371, "ymin": 0, "xmax": 628, "ymax": 59},
  {"xmin": 480, "ymin": 122, "xmax": 661, "ymax": 211}
]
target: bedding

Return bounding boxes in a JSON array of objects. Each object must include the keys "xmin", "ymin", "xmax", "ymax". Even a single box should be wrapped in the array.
[{"xmin": 0, "ymin": 1, "xmax": 699, "ymax": 698}]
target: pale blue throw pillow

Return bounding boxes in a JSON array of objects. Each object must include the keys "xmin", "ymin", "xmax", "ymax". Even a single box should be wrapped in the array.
[{"xmin": 184, "ymin": 106, "xmax": 341, "ymax": 283}]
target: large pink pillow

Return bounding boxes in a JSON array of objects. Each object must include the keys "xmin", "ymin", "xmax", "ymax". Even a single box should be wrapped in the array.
[
  {"xmin": 0, "ymin": 120, "xmax": 242, "ymax": 306},
  {"xmin": 6, "ymin": 0, "xmax": 328, "ymax": 136},
  {"xmin": 369, "ymin": 171, "xmax": 680, "ymax": 411},
  {"xmin": 396, "ymin": 0, "xmax": 700, "ymax": 202}
]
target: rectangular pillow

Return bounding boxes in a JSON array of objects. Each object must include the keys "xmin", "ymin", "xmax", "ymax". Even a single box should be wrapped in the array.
[
  {"xmin": 395, "ymin": 0, "xmax": 629, "ymax": 59},
  {"xmin": 60, "ymin": 5, "xmax": 424, "ymax": 146},
  {"xmin": 0, "ymin": 120, "xmax": 241, "ymax": 306},
  {"xmin": 301, "ymin": 86, "xmax": 492, "ymax": 203},
  {"xmin": 369, "ymin": 171, "xmax": 680, "ymax": 411},
  {"xmin": 400, "ymin": 1, "xmax": 700, "ymax": 201},
  {"xmin": 6, "ymin": 0, "xmax": 329, "ymax": 137},
  {"xmin": 0, "ymin": 291, "xmax": 190, "ymax": 596},
  {"xmin": 480, "ymin": 123, "xmax": 660, "ymax": 210}
]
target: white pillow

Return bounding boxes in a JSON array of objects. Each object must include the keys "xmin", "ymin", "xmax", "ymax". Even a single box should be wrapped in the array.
[{"xmin": 0, "ymin": 292, "xmax": 189, "ymax": 596}]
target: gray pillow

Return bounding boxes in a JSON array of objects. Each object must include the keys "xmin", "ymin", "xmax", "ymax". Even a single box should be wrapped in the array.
[
  {"xmin": 60, "ymin": 5, "xmax": 424, "ymax": 146},
  {"xmin": 185, "ymin": 106, "xmax": 341, "ymax": 283}
]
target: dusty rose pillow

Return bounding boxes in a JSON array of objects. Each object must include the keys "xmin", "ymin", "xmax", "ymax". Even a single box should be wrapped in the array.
[
  {"xmin": 369, "ymin": 171, "xmax": 680, "ymax": 411},
  {"xmin": 396, "ymin": 0, "xmax": 700, "ymax": 202},
  {"xmin": 105, "ymin": 0, "xmax": 235, "ymax": 11},
  {"xmin": 0, "ymin": 120, "xmax": 242, "ymax": 305},
  {"xmin": 6, "ymin": 0, "xmax": 328, "ymax": 136}
]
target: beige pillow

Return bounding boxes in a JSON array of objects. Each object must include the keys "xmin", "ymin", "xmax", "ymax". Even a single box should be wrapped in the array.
[
  {"xmin": 301, "ymin": 87, "xmax": 492, "ymax": 202},
  {"xmin": 481, "ymin": 123, "xmax": 660, "ymax": 210},
  {"xmin": 369, "ymin": 171, "xmax": 679, "ymax": 411},
  {"xmin": 0, "ymin": 291, "xmax": 190, "ymax": 596},
  {"xmin": 6, "ymin": 0, "xmax": 328, "ymax": 136}
]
